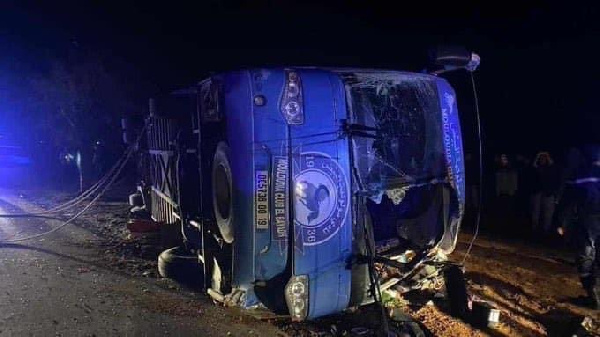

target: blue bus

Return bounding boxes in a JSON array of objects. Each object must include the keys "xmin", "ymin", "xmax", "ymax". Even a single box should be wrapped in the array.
[{"xmin": 144, "ymin": 65, "xmax": 470, "ymax": 321}]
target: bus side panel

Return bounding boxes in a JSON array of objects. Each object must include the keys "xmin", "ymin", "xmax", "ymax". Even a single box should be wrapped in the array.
[
  {"xmin": 436, "ymin": 78, "xmax": 465, "ymax": 253},
  {"xmin": 291, "ymin": 70, "xmax": 352, "ymax": 319},
  {"xmin": 222, "ymin": 72, "xmax": 256, "ymax": 288},
  {"xmin": 251, "ymin": 69, "xmax": 289, "ymax": 282}
]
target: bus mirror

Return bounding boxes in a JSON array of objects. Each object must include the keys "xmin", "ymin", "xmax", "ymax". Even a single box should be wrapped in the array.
[{"xmin": 430, "ymin": 46, "xmax": 480, "ymax": 73}]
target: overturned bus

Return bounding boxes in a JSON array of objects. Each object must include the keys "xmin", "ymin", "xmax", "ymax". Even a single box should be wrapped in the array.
[{"xmin": 140, "ymin": 64, "xmax": 472, "ymax": 321}]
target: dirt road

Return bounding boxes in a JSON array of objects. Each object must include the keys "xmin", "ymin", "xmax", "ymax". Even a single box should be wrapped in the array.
[{"xmin": 0, "ymin": 190, "xmax": 281, "ymax": 336}]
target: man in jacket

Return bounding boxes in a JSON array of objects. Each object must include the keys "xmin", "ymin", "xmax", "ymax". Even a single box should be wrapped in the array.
[
  {"xmin": 555, "ymin": 145, "xmax": 600, "ymax": 308},
  {"xmin": 531, "ymin": 152, "xmax": 561, "ymax": 236}
]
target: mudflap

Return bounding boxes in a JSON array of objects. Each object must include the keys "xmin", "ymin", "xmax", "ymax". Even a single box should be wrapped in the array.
[{"xmin": 443, "ymin": 264, "xmax": 469, "ymax": 319}]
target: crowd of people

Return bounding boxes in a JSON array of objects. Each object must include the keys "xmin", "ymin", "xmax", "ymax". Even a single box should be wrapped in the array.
[
  {"xmin": 490, "ymin": 151, "xmax": 562, "ymax": 239},
  {"xmin": 465, "ymin": 148, "xmax": 597, "ymax": 242},
  {"xmin": 464, "ymin": 150, "xmax": 566, "ymax": 241}
]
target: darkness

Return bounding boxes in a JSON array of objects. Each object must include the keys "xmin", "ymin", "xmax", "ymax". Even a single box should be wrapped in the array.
[{"xmin": 0, "ymin": 0, "xmax": 599, "ymax": 156}]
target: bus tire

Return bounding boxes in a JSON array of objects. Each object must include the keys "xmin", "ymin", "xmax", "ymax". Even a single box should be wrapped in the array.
[
  {"xmin": 211, "ymin": 142, "xmax": 234, "ymax": 244},
  {"xmin": 129, "ymin": 193, "xmax": 144, "ymax": 207},
  {"xmin": 158, "ymin": 246, "xmax": 203, "ymax": 286}
]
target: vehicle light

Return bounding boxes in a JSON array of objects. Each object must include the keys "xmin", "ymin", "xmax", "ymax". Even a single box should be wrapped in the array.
[
  {"xmin": 286, "ymin": 82, "xmax": 300, "ymax": 98},
  {"xmin": 291, "ymin": 280, "xmax": 305, "ymax": 296},
  {"xmin": 280, "ymin": 70, "xmax": 304, "ymax": 125},
  {"xmin": 285, "ymin": 275, "xmax": 309, "ymax": 321}
]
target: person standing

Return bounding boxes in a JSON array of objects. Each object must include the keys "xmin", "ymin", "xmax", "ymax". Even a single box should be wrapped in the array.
[
  {"xmin": 531, "ymin": 152, "xmax": 561, "ymax": 236},
  {"xmin": 516, "ymin": 154, "xmax": 535, "ymax": 219},
  {"xmin": 555, "ymin": 145, "xmax": 600, "ymax": 308},
  {"xmin": 495, "ymin": 154, "xmax": 518, "ymax": 197},
  {"xmin": 494, "ymin": 154, "xmax": 518, "ymax": 230}
]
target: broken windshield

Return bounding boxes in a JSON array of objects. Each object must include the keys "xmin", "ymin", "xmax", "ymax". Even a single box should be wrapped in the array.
[{"xmin": 344, "ymin": 73, "xmax": 446, "ymax": 203}]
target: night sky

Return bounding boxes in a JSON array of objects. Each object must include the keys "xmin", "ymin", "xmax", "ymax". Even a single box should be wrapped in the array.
[{"xmin": 1, "ymin": 1, "xmax": 598, "ymax": 158}]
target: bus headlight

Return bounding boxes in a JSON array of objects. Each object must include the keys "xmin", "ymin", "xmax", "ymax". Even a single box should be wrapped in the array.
[
  {"xmin": 285, "ymin": 275, "xmax": 309, "ymax": 321},
  {"xmin": 280, "ymin": 70, "xmax": 304, "ymax": 125}
]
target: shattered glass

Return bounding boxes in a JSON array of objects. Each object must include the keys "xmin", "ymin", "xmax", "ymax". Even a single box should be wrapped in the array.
[
  {"xmin": 342, "ymin": 72, "xmax": 451, "ymax": 249},
  {"xmin": 344, "ymin": 73, "xmax": 446, "ymax": 202}
]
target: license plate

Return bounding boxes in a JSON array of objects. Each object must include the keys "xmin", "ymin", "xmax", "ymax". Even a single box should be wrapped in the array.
[{"xmin": 255, "ymin": 170, "xmax": 269, "ymax": 229}]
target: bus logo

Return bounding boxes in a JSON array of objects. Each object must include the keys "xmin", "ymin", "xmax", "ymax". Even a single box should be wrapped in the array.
[{"xmin": 294, "ymin": 152, "xmax": 349, "ymax": 246}]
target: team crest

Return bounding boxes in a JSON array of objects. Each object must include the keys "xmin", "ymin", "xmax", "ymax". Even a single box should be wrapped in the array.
[{"xmin": 293, "ymin": 152, "xmax": 349, "ymax": 246}]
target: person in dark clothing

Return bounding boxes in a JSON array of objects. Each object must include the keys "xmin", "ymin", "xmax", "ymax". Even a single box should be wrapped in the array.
[
  {"xmin": 516, "ymin": 154, "xmax": 534, "ymax": 218},
  {"xmin": 92, "ymin": 140, "xmax": 108, "ymax": 180},
  {"xmin": 555, "ymin": 145, "xmax": 600, "ymax": 308},
  {"xmin": 531, "ymin": 152, "xmax": 561, "ymax": 236},
  {"xmin": 495, "ymin": 154, "xmax": 518, "ymax": 198},
  {"xmin": 493, "ymin": 154, "xmax": 518, "ymax": 232}
]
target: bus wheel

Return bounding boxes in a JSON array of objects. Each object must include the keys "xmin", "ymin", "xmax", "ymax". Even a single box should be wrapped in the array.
[
  {"xmin": 128, "ymin": 192, "xmax": 144, "ymax": 207},
  {"xmin": 211, "ymin": 142, "xmax": 234, "ymax": 244},
  {"xmin": 158, "ymin": 246, "xmax": 204, "ymax": 286}
]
